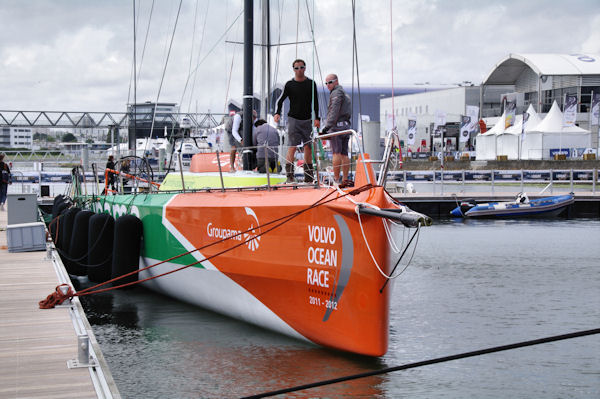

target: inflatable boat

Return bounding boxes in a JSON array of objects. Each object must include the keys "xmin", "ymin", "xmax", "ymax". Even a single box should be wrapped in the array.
[{"xmin": 450, "ymin": 193, "xmax": 574, "ymax": 218}]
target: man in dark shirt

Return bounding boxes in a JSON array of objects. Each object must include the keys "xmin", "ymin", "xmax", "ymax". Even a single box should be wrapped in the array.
[{"xmin": 274, "ymin": 59, "xmax": 320, "ymax": 183}]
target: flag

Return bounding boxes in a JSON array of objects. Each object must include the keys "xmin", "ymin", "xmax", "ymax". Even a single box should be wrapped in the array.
[
  {"xmin": 521, "ymin": 111, "xmax": 530, "ymax": 145},
  {"xmin": 563, "ymin": 94, "xmax": 577, "ymax": 127},
  {"xmin": 522, "ymin": 112, "xmax": 530, "ymax": 134},
  {"xmin": 591, "ymin": 93, "xmax": 600, "ymax": 126},
  {"xmin": 407, "ymin": 119, "xmax": 416, "ymax": 145},
  {"xmin": 434, "ymin": 110, "xmax": 446, "ymax": 129},
  {"xmin": 504, "ymin": 100, "xmax": 516, "ymax": 128},
  {"xmin": 466, "ymin": 105, "xmax": 479, "ymax": 133},
  {"xmin": 460, "ymin": 115, "xmax": 471, "ymax": 142}
]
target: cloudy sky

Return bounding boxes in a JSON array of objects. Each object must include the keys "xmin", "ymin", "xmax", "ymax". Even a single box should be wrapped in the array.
[{"xmin": 1, "ymin": 0, "xmax": 599, "ymax": 114}]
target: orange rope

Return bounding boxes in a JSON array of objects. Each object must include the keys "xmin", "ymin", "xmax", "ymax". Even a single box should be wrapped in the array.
[
  {"xmin": 39, "ymin": 184, "xmax": 374, "ymax": 308},
  {"xmin": 106, "ymin": 168, "xmax": 161, "ymax": 188},
  {"xmin": 39, "ymin": 284, "xmax": 74, "ymax": 309}
]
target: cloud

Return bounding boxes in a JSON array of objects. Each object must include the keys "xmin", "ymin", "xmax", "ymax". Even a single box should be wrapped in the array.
[{"xmin": 0, "ymin": 0, "xmax": 598, "ymax": 114}]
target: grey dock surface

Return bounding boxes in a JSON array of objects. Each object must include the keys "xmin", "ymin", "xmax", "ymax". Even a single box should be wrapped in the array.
[{"xmin": 0, "ymin": 207, "xmax": 119, "ymax": 398}]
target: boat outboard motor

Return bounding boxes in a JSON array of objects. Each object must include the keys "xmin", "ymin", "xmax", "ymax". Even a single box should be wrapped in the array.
[
  {"xmin": 460, "ymin": 199, "xmax": 477, "ymax": 214},
  {"xmin": 516, "ymin": 192, "xmax": 529, "ymax": 203},
  {"xmin": 450, "ymin": 199, "xmax": 477, "ymax": 217}
]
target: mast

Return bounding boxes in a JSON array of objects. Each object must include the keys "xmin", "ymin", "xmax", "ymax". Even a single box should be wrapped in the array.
[
  {"xmin": 130, "ymin": 0, "xmax": 137, "ymax": 155},
  {"xmin": 242, "ymin": 0, "xmax": 253, "ymax": 170},
  {"xmin": 261, "ymin": 0, "xmax": 271, "ymax": 119}
]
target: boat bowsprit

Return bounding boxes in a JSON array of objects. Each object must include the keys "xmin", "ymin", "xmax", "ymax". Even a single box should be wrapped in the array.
[{"xmin": 450, "ymin": 193, "xmax": 574, "ymax": 218}]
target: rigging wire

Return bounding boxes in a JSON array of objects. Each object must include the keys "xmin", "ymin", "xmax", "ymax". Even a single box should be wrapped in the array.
[
  {"xmin": 126, "ymin": 0, "xmax": 144, "ymax": 107},
  {"xmin": 295, "ymin": 0, "xmax": 300, "ymax": 58},
  {"xmin": 144, "ymin": 0, "xmax": 183, "ymax": 157},
  {"xmin": 302, "ymin": 1, "xmax": 327, "ymax": 114},
  {"xmin": 351, "ymin": 0, "xmax": 364, "ymax": 151},
  {"xmin": 272, "ymin": 0, "xmax": 283, "ymax": 97},
  {"xmin": 389, "ymin": 0, "xmax": 396, "ymax": 130},
  {"xmin": 181, "ymin": 0, "xmax": 200, "ymax": 114},
  {"xmin": 183, "ymin": 10, "xmax": 244, "ymax": 110},
  {"xmin": 136, "ymin": 0, "xmax": 156, "ymax": 93},
  {"xmin": 186, "ymin": 0, "xmax": 210, "ymax": 114}
]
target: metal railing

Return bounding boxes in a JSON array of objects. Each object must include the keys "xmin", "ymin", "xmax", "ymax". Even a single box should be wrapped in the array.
[{"xmin": 385, "ymin": 168, "xmax": 599, "ymax": 195}]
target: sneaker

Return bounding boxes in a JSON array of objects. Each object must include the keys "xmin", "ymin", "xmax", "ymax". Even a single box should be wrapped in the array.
[{"xmin": 339, "ymin": 180, "xmax": 354, "ymax": 189}]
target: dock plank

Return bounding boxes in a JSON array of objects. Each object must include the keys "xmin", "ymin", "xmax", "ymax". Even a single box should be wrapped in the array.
[{"xmin": 0, "ymin": 208, "xmax": 98, "ymax": 398}]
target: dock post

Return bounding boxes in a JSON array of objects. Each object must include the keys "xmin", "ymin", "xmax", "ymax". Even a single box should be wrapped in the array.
[
  {"xmin": 491, "ymin": 169, "xmax": 495, "ymax": 195},
  {"xmin": 58, "ymin": 285, "xmax": 71, "ymax": 306},
  {"xmin": 570, "ymin": 169, "xmax": 573, "ymax": 192},
  {"xmin": 520, "ymin": 169, "xmax": 524, "ymax": 193},
  {"xmin": 78, "ymin": 335, "xmax": 90, "ymax": 365}
]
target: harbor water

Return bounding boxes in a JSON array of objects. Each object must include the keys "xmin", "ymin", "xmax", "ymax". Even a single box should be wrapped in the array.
[{"xmin": 79, "ymin": 217, "xmax": 600, "ymax": 398}]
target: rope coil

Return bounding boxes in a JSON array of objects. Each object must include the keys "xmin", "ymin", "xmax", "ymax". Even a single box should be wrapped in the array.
[{"xmin": 39, "ymin": 284, "xmax": 74, "ymax": 309}]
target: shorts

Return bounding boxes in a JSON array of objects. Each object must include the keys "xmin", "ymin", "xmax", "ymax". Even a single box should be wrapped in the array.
[
  {"xmin": 287, "ymin": 116, "xmax": 312, "ymax": 146},
  {"xmin": 228, "ymin": 133, "xmax": 242, "ymax": 149},
  {"xmin": 330, "ymin": 121, "xmax": 351, "ymax": 155},
  {"xmin": 330, "ymin": 134, "xmax": 350, "ymax": 155}
]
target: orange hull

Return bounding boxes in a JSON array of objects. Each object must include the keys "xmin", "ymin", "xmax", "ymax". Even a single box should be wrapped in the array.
[{"xmin": 162, "ymin": 186, "xmax": 395, "ymax": 356}]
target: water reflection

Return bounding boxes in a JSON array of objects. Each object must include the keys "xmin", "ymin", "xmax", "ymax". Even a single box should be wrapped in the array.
[
  {"xmin": 81, "ymin": 219, "xmax": 600, "ymax": 398},
  {"xmin": 81, "ymin": 287, "xmax": 387, "ymax": 398}
]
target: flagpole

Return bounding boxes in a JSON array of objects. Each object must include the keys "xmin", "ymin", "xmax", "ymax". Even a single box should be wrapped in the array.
[
  {"xmin": 591, "ymin": 90, "xmax": 598, "ymax": 156},
  {"xmin": 561, "ymin": 93, "xmax": 566, "ymax": 156}
]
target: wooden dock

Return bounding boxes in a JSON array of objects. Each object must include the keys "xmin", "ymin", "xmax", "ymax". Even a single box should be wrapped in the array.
[{"xmin": 0, "ymin": 207, "xmax": 119, "ymax": 398}]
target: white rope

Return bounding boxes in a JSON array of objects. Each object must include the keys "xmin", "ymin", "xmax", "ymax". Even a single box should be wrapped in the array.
[
  {"xmin": 383, "ymin": 218, "xmax": 401, "ymax": 253},
  {"xmin": 342, "ymin": 187, "xmax": 420, "ymax": 280}
]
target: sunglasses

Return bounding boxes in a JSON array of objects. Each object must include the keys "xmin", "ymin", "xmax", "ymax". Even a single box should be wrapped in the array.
[
  {"xmin": 293, "ymin": 65, "xmax": 306, "ymax": 70},
  {"xmin": 325, "ymin": 79, "xmax": 337, "ymax": 85}
]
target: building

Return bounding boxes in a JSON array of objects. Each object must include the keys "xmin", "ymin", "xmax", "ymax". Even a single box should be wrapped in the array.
[
  {"xmin": 128, "ymin": 102, "xmax": 180, "ymax": 139},
  {"xmin": 0, "ymin": 127, "xmax": 33, "ymax": 149},
  {"xmin": 481, "ymin": 53, "xmax": 600, "ymax": 146},
  {"xmin": 381, "ymin": 53, "xmax": 600, "ymax": 152},
  {"xmin": 379, "ymin": 85, "xmax": 507, "ymax": 151}
]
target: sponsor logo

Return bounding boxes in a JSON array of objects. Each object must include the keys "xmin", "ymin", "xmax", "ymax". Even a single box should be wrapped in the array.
[
  {"xmin": 243, "ymin": 207, "xmax": 261, "ymax": 251},
  {"xmin": 205, "ymin": 207, "xmax": 261, "ymax": 251}
]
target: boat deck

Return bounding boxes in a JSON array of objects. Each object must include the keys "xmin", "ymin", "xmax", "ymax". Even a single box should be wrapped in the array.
[{"xmin": 0, "ymin": 207, "xmax": 119, "ymax": 398}]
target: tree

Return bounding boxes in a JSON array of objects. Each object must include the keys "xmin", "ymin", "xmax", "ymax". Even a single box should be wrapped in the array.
[{"xmin": 61, "ymin": 133, "xmax": 77, "ymax": 142}]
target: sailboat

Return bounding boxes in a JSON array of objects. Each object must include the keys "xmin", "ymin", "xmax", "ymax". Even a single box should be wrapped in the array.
[{"xmin": 62, "ymin": 2, "xmax": 432, "ymax": 356}]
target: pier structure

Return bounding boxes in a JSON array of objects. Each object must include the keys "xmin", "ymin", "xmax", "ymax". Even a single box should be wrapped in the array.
[{"xmin": 0, "ymin": 209, "xmax": 119, "ymax": 398}]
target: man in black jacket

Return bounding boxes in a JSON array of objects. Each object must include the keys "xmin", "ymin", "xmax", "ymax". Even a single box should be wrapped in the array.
[
  {"xmin": 322, "ymin": 74, "xmax": 352, "ymax": 187},
  {"xmin": 274, "ymin": 59, "xmax": 320, "ymax": 183}
]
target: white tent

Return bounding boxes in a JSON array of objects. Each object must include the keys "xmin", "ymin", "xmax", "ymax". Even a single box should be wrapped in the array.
[
  {"xmin": 500, "ymin": 104, "xmax": 542, "ymax": 160},
  {"xmin": 522, "ymin": 101, "xmax": 591, "ymax": 160},
  {"xmin": 475, "ymin": 113, "xmax": 503, "ymax": 160}
]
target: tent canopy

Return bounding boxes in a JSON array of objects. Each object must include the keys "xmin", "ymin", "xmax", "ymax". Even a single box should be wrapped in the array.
[{"xmin": 531, "ymin": 101, "xmax": 590, "ymax": 134}]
